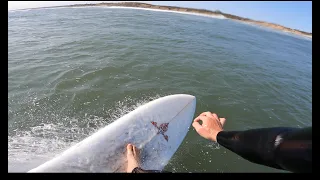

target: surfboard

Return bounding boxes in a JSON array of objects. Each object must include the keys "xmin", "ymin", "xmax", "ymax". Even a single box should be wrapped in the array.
[{"xmin": 28, "ymin": 94, "xmax": 196, "ymax": 172}]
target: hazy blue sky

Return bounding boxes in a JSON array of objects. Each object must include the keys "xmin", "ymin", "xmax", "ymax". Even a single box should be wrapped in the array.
[{"xmin": 8, "ymin": 1, "xmax": 312, "ymax": 32}]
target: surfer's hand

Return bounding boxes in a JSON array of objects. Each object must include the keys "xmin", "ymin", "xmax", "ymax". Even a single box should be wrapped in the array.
[{"xmin": 192, "ymin": 112, "xmax": 226, "ymax": 142}]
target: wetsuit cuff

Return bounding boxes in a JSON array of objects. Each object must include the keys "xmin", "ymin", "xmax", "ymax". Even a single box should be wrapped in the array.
[{"xmin": 216, "ymin": 130, "xmax": 224, "ymax": 143}]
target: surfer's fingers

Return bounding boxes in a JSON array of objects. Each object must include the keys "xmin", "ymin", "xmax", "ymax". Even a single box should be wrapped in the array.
[
  {"xmin": 219, "ymin": 118, "xmax": 226, "ymax": 127},
  {"xmin": 192, "ymin": 121, "xmax": 202, "ymax": 130},
  {"xmin": 192, "ymin": 122, "xmax": 211, "ymax": 139},
  {"xmin": 200, "ymin": 112, "xmax": 219, "ymax": 120},
  {"xmin": 193, "ymin": 115, "xmax": 210, "ymax": 123},
  {"xmin": 211, "ymin": 113, "xmax": 219, "ymax": 120},
  {"xmin": 200, "ymin": 112, "xmax": 215, "ymax": 119},
  {"xmin": 200, "ymin": 111, "xmax": 211, "ymax": 116},
  {"xmin": 192, "ymin": 121, "xmax": 203, "ymax": 134},
  {"xmin": 193, "ymin": 115, "xmax": 201, "ymax": 122}
]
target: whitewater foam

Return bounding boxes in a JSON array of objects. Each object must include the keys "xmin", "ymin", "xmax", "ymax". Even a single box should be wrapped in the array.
[{"xmin": 8, "ymin": 95, "xmax": 161, "ymax": 172}]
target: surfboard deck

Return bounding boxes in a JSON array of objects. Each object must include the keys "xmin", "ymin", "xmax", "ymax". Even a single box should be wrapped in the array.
[{"xmin": 28, "ymin": 94, "xmax": 196, "ymax": 172}]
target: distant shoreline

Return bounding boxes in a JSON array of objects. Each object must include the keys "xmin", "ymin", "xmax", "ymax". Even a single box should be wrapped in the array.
[{"xmin": 12, "ymin": 2, "xmax": 312, "ymax": 39}]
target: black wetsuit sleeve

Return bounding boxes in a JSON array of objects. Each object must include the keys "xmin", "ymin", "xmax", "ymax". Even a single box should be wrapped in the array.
[{"xmin": 216, "ymin": 127, "xmax": 312, "ymax": 173}]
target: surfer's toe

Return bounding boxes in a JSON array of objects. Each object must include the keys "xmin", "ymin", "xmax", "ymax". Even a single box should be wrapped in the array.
[{"xmin": 126, "ymin": 144, "xmax": 140, "ymax": 173}]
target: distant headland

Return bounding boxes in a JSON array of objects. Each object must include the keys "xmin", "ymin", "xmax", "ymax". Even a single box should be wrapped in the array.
[{"xmin": 22, "ymin": 2, "xmax": 312, "ymax": 39}]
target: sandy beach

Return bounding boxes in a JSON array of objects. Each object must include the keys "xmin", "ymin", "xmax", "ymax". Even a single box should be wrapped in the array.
[{"xmin": 107, "ymin": 6, "xmax": 226, "ymax": 19}]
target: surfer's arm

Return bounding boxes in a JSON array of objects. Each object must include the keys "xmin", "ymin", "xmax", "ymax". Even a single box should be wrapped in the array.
[{"xmin": 216, "ymin": 127, "xmax": 312, "ymax": 173}]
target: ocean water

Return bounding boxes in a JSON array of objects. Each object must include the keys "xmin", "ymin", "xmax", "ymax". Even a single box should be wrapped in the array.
[{"xmin": 8, "ymin": 7, "xmax": 312, "ymax": 172}]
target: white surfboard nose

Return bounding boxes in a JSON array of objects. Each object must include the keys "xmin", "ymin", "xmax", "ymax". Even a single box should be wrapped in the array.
[
  {"xmin": 171, "ymin": 94, "xmax": 196, "ymax": 114},
  {"xmin": 168, "ymin": 94, "xmax": 195, "ymax": 99},
  {"xmin": 164, "ymin": 94, "xmax": 196, "ymax": 104}
]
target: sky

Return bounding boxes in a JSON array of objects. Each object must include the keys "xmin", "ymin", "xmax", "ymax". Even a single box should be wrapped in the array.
[{"xmin": 8, "ymin": 1, "xmax": 312, "ymax": 33}]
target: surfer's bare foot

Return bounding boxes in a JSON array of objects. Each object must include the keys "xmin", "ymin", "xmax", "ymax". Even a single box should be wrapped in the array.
[{"xmin": 126, "ymin": 144, "xmax": 140, "ymax": 173}]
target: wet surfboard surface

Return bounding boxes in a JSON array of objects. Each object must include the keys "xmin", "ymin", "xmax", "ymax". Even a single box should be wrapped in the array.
[{"xmin": 29, "ymin": 94, "xmax": 196, "ymax": 172}]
